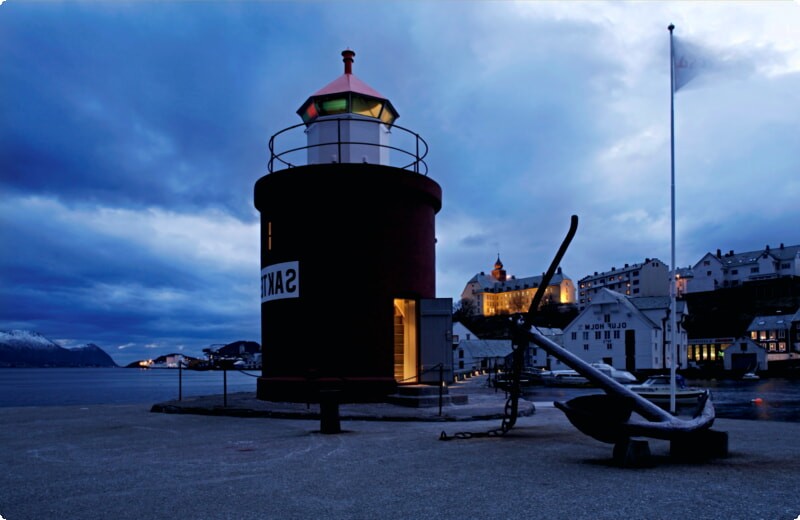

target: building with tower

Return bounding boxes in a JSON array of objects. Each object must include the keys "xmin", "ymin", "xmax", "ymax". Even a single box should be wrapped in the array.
[
  {"xmin": 254, "ymin": 50, "xmax": 452, "ymax": 403},
  {"xmin": 460, "ymin": 255, "xmax": 575, "ymax": 316}
]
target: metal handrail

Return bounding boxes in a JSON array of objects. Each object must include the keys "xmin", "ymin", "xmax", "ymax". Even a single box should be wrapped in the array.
[{"xmin": 268, "ymin": 118, "xmax": 429, "ymax": 175}]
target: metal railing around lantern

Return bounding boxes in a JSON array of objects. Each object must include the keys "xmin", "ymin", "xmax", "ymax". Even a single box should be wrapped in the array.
[{"xmin": 268, "ymin": 117, "xmax": 429, "ymax": 175}]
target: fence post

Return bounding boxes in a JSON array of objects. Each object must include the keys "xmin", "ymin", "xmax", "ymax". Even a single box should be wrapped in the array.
[
  {"xmin": 438, "ymin": 363, "xmax": 444, "ymax": 416},
  {"xmin": 223, "ymin": 366, "xmax": 228, "ymax": 407}
]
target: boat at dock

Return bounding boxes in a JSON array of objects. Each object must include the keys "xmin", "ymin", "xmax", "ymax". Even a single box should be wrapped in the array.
[
  {"xmin": 626, "ymin": 374, "xmax": 707, "ymax": 406},
  {"xmin": 589, "ymin": 362, "xmax": 638, "ymax": 384},
  {"xmin": 541, "ymin": 369, "xmax": 591, "ymax": 387},
  {"xmin": 541, "ymin": 363, "xmax": 637, "ymax": 387},
  {"xmin": 741, "ymin": 371, "xmax": 760, "ymax": 381}
]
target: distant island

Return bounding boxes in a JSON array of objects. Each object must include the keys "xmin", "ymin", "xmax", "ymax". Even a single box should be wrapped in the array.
[
  {"xmin": 0, "ymin": 330, "xmax": 118, "ymax": 368},
  {"xmin": 0, "ymin": 330, "xmax": 262, "ymax": 370},
  {"xmin": 127, "ymin": 341, "xmax": 261, "ymax": 370}
]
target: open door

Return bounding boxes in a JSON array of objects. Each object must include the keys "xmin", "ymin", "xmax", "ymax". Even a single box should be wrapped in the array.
[{"xmin": 394, "ymin": 299, "xmax": 418, "ymax": 383}]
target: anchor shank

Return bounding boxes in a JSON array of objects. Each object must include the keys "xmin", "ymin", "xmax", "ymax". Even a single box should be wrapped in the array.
[{"xmin": 528, "ymin": 330, "xmax": 674, "ymax": 423}]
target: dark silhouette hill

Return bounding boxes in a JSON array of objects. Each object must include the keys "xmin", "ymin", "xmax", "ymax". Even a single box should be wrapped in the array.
[{"xmin": 0, "ymin": 330, "xmax": 118, "ymax": 367}]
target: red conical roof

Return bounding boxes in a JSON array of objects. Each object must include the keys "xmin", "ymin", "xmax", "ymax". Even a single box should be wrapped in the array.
[
  {"xmin": 311, "ymin": 50, "xmax": 387, "ymax": 99},
  {"xmin": 297, "ymin": 49, "xmax": 398, "ymax": 125}
]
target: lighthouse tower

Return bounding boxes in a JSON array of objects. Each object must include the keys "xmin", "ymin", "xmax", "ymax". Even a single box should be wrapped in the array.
[{"xmin": 255, "ymin": 50, "xmax": 449, "ymax": 404}]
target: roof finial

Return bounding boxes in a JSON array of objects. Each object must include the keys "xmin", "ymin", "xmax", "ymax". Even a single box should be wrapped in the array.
[{"xmin": 342, "ymin": 49, "xmax": 355, "ymax": 75}]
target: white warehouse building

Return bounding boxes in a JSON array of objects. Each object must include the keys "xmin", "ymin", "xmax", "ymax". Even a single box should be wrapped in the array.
[{"xmin": 561, "ymin": 288, "xmax": 688, "ymax": 373}]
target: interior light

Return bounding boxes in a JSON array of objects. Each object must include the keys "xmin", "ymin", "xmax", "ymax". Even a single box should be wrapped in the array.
[
  {"xmin": 302, "ymin": 103, "xmax": 319, "ymax": 123},
  {"xmin": 321, "ymin": 98, "xmax": 347, "ymax": 114}
]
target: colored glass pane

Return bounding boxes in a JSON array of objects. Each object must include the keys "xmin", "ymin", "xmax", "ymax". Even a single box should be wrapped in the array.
[
  {"xmin": 379, "ymin": 107, "xmax": 396, "ymax": 126},
  {"xmin": 320, "ymin": 98, "xmax": 348, "ymax": 115},
  {"xmin": 352, "ymin": 96, "xmax": 382, "ymax": 118},
  {"xmin": 301, "ymin": 102, "xmax": 319, "ymax": 123}
]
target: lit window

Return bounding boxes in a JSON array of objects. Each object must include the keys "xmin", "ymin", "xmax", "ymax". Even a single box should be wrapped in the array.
[
  {"xmin": 300, "ymin": 102, "xmax": 320, "ymax": 123},
  {"xmin": 378, "ymin": 107, "xmax": 396, "ymax": 126},
  {"xmin": 351, "ymin": 96, "xmax": 383, "ymax": 118},
  {"xmin": 320, "ymin": 97, "xmax": 348, "ymax": 115}
]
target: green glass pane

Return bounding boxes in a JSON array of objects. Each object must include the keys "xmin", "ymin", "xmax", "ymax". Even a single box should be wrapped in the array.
[{"xmin": 320, "ymin": 98, "xmax": 348, "ymax": 115}]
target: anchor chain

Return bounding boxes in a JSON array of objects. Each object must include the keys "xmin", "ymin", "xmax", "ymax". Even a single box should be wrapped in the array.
[
  {"xmin": 439, "ymin": 215, "xmax": 579, "ymax": 442},
  {"xmin": 439, "ymin": 335, "xmax": 527, "ymax": 441}
]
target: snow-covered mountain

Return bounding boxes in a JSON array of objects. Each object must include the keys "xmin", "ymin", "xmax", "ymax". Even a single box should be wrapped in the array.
[
  {"xmin": 0, "ymin": 330, "xmax": 62, "ymax": 350},
  {"xmin": 0, "ymin": 330, "xmax": 118, "ymax": 367}
]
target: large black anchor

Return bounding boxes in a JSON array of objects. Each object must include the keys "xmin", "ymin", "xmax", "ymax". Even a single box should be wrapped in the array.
[{"xmin": 512, "ymin": 215, "xmax": 724, "ymax": 463}]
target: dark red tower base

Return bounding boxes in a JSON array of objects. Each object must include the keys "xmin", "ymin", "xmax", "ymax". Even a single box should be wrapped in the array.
[{"xmin": 254, "ymin": 163, "xmax": 442, "ymax": 403}]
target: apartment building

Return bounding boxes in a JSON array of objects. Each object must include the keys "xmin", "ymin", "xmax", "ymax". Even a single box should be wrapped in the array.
[
  {"xmin": 687, "ymin": 243, "xmax": 799, "ymax": 293},
  {"xmin": 577, "ymin": 258, "xmax": 669, "ymax": 310}
]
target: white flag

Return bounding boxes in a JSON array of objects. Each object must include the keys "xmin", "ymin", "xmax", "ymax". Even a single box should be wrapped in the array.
[
  {"xmin": 672, "ymin": 36, "xmax": 711, "ymax": 92},
  {"xmin": 672, "ymin": 35, "xmax": 752, "ymax": 93}
]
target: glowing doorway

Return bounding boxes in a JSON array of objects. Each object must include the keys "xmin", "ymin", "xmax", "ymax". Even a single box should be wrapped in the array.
[{"xmin": 393, "ymin": 299, "xmax": 418, "ymax": 383}]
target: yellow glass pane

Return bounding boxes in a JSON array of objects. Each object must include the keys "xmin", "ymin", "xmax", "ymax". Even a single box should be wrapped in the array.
[
  {"xmin": 352, "ymin": 96, "xmax": 382, "ymax": 118},
  {"xmin": 379, "ymin": 107, "xmax": 396, "ymax": 125}
]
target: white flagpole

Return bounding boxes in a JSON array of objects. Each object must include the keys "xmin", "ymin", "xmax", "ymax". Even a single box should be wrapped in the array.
[{"xmin": 668, "ymin": 23, "xmax": 678, "ymax": 414}]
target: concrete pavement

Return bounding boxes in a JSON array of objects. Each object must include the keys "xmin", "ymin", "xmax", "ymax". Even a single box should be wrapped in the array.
[{"xmin": 2, "ymin": 376, "xmax": 800, "ymax": 520}]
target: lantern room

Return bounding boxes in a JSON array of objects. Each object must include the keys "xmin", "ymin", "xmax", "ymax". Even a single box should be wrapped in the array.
[{"xmin": 296, "ymin": 49, "xmax": 399, "ymax": 165}]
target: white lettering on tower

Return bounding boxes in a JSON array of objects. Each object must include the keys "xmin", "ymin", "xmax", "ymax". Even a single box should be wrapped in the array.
[{"xmin": 261, "ymin": 261, "xmax": 300, "ymax": 303}]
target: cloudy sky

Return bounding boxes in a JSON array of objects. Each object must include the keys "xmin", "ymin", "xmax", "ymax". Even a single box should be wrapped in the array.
[{"xmin": 2, "ymin": 1, "xmax": 798, "ymax": 365}]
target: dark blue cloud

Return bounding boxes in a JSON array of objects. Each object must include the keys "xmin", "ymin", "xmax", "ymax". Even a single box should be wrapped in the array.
[
  {"xmin": 1, "ymin": 1, "xmax": 798, "ymax": 365},
  {"xmin": 0, "ymin": 2, "xmax": 291, "ymax": 218}
]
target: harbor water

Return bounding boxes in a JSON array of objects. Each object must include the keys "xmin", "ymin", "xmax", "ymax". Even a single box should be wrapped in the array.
[
  {"xmin": 513, "ymin": 376, "xmax": 800, "ymax": 423},
  {"xmin": 2, "ymin": 368, "xmax": 799, "ymax": 422},
  {"xmin": 0, "ymin": 367, "xmax": 258, "ymax": 408}
]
